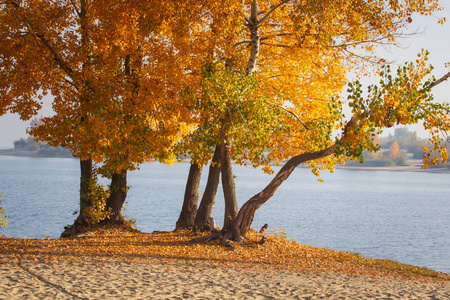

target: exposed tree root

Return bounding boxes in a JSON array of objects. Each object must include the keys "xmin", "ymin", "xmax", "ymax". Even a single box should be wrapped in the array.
[
  {"xmin": 60, "ymin": 216, "xmax": 89, "ymax": 238},
  {"xmin": 189, "ymin": 223, "xmax": 269, "ymax": 250},
  {"xmin": 60, "ymin": 215, "xmax": 137, "ymax": 239}
]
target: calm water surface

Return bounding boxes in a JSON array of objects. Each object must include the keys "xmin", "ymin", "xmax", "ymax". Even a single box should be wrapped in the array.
[{"xmin": 0, "ymin": 156, "xmax": 448, "ymax": 273}]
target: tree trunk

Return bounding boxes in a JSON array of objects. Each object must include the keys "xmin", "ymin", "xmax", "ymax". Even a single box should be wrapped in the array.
[
  {"xmin": 245, "ymin": 0, "xmax": 260, "ymax": 75},
  {"xmin": 220, "ymin": 139, "xmax": 238, "ymax": 230},
  {"xmin": 230, "ymin": 151, "xmax": 337, "ymax": 240},
  {"xmin": 189, "ymin": 144, "xmax": 342, "ymax": 246},
  {"xmin": 105, "ymin": 169, "xmax": 128, "ymax": 224},
  {"xmin": 194, "ymin": 145, "xmax": 221, "ymax": 231},
  {"xmin": 175, "ymin": 162, "xmax": 203, "ymax": 230},
  {"xmin": 79, "ymin": 158, "xmax": 93, "ymax": 215},
  {"xmin": 61, "ymin": 158, "xmax": 92, "ymax": 238},
  {"xmin": 228, "ymin": 117, "xmax": 359, "ymax": 242}
]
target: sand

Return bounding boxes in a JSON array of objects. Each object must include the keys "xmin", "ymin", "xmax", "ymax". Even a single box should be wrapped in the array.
[{"xmin": 1, "ymin": 256, "xmax": 448, "ymax": 300}]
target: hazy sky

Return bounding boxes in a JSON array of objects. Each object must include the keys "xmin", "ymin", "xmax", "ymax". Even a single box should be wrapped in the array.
[{"xmin": 1, "ymin": 6, "xmax": 449, "ymax": 149}]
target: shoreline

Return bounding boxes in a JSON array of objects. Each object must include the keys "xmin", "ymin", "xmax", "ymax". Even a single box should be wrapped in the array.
[
  {"xmin": 335, "ymin": 164, "xmax": 450, "ymax": 173},
  {"xmin": 1, "ymin": 148, "xmax": 449, "ymax": 173},
  {"xmin": 0, "ymin": 148, "xmax": 73, "ymax": 159},
  {"xmin": 0, "ymin": 229, "xmax": 449, "ymax": 299}
]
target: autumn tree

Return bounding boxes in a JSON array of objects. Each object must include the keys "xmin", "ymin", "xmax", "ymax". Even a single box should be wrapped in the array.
[
  {"xmin": 175, "ymin": 0, "xmax": 350, "ymax": 231},
  {"xmin": 188, "ymin": 0, "xmax": 447, "ymax": 247},
  {"xmin": 0, "ymin": 1, "xmax": 192, "ymax": 236},
  {"xmin": 0, "ymin": 0, "xmax": 97, "ymax": 232},
  {"xmin": 389, "ymin": 141, "xmax": 400, "ymax": 159},
  {"xmin": 173, "ymin": 2, "xmax": 286, "ymax": 231}
]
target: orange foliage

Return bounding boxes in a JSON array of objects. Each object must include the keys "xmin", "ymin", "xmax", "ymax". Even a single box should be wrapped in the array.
[{"xmin": 1, "ymin": 0, "xmax": 444, "ymax": 173}]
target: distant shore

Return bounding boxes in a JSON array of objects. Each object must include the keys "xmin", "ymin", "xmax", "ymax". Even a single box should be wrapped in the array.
[
  {"xmin": 1, "ymin": 148, "xmax": 449, "ymax": 173},
  {"xmin": 336, "ymin": 163, "xmax": 450, "ymax": 173},
  {"xmin": 0, "ymin": 148, "xmax": 73, "ymax": 158}
]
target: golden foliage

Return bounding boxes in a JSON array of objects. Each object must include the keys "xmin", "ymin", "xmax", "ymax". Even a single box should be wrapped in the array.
[{"xmin": 1, "ymin": 0, "xmax": 445, "ymax": 173}]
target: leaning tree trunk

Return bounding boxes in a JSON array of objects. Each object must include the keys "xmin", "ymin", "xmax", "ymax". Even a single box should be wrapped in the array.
[
  {"xmin": 194, "ymin": 145, "xmax": 221, "ymax": 231},
  {"xmin": 190, "ymin": 144, "xmax": 343, "ymax": 245},
  {"xmin": 61, "ymin": 158, "xmax": 93, "ymax": 238},
  {"xmin": 228, "ymin": 119, "xmax": 357, "ymax": 242},
  {"xmin": 105, "ymin": 169, "xmax": 128, "ymax": 224},
  {"xmin": 175, "ymin": 162, "xmax": 203, "ymax": 230},
  {"xmin": 220, "ymin": 138, "xmax": 238, "ymax": 230}
]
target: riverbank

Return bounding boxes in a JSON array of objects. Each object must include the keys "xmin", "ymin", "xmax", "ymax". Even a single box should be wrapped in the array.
[
  {"xmin": 0, "ymin": 228, "xmax": 448, "ymax": 299},
  {"xmin": 336, "ymin": 164, "xmax": 450, "ymax": 173},
  {"xmin": 2, "ymin": 148, "xmax": 449, "ymax": 173},
  {"xmin": 0, "ymin": 148, "xmax": 73, "ymax": 158}
]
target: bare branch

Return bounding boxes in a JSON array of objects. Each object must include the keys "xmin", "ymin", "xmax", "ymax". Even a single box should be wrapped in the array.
[
  {"xmin": 69, "ymin": 0, "xmax": 81, "ymax": 17},
  {"xmin": 258, "ymin": 0, "xmax": 290, "ymax": 26},
  {"xmin": 260, "ymin": 42, "xmax": 291, "ymax": 48},
  {"xmin": 425, "ymin": 71, "xmax": 450, "ymax": 91},
  {"xmin": 234, "ymin": 40, "xmax": 251, "ymax": 47},
  {"xmin": 268, "ymin": 102, "xmax": 309, "ymax": 131}
]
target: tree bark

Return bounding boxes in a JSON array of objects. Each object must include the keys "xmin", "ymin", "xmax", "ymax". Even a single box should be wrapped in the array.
[
  {"xmin": 79, "ymin": 158, "xmax": 93, "ymax": 217},
  {"xmin": 245, "ymin": 0, "xmax": 260, "ymax": 75},
  {"xmin": 175, "ymin": 162, "xmax": 203, "ymax": 230},
  {"xmin": 105, "ymin": 169, "xmax": 128, "ymax": 224},
  {"xmin": 194, "ymin": 145, "xmax": 221, "ymax": 231},
  {"xmin": 220, "ymin": 138, "xmax": 238, "ymax": 230},
  {"xmin": 61, "ymin": 158, "xmax": 92, "ymax": 238},
  {"xmin": 189, "ymin": 117, "xmax": 359, "ymax": 247}
]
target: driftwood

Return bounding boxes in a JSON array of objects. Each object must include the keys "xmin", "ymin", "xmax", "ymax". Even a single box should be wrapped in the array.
[
  {"xmin": 258, "ymin": 236, "xmax": 268, "ymax": 245},
  {"xmin": 189, "ymin": 230, "xmax": 221, "ymax": 244},
  {"xmin": 189, "ymin": 227, "xmax": 240, "ymax": 249},
  {"xmin": 259, "ymin": 224, "xmax": 268, "ymax": 234},
  {"xmin": 258, "ymin": 224, "xmax": 269, "ymax": 245}
]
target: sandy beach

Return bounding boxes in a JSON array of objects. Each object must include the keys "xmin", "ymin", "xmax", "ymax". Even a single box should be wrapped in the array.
[
  {"xmin": 1, "ymin": 228, "xmax": 449, "ymax": 300},
  {"xmin": 0, "ymin": 256, "xmax": 448, "ymax": 300}
]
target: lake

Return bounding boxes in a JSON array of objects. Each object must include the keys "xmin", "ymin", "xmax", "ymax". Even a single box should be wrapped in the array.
[{"xmin": 0, "ymin": 155, "xmax": 449, "ymax": 273}]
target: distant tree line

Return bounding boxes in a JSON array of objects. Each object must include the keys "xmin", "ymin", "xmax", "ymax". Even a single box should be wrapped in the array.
[
  {"xmin": 379, "ymin": 127, "xmax": 427, "ymax": 159},
  {"xmin": 352, "ymin": 127, "xmax": 449, "ymax": 168},
  {"xmin": 13, "ymin": 136, "xmax": 73, "ymax": 158}
]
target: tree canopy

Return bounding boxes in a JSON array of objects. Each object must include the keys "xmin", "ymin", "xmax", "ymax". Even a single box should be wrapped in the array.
[{"xmin": 1, "ymin": 0, "xmax": 448, "ymax": 240}]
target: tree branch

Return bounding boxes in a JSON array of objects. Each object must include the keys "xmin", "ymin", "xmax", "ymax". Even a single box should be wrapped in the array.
[
  {"xmin": 6, "ymin": 0, "xmax": 78, "ymax": 85},
  {"xmin": 267, "ymin": 102, "xmax": 309, "ymax": 131},
  {"xmin": 69, "ymin": 0, "xmax": 81, "ymax": 17},
  {"xmin": 34, "ymin": 32, "xmax": 76, "ymax": 79},
  {"xmin": 258, "ymin": 0, "xmax": 290, "ymax": 26},
  {"xmin": 425, "ymin": 71, "xmax": 450, "ymax": 91}
]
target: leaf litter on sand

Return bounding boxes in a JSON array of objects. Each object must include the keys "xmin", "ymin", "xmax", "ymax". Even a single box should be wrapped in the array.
[{"xmin": 0, "ymin": 225, "xmax": 448, "ymax": 283}]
